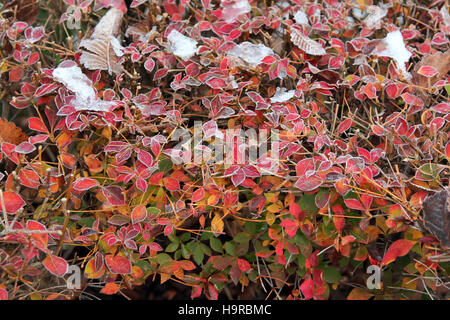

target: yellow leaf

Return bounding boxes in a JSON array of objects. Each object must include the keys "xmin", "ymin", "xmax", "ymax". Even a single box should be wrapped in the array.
[
  {"xmin": 267, "ymin": 202, "xmax": 282, "ymax": 213},
  {"xmin": 402, "ymin": 277, "xmax": 417, "ymax": 290},
  {"xmin": 266, "ymin": 212, "xmax": 275, "ymax": 225},
  {"xmin": 211, "ymin": 213, "xmax": 224, "ymax": 235},
  {"xmin": 160, "ymin": 273, "xmax": 171, "ymax": 284}
]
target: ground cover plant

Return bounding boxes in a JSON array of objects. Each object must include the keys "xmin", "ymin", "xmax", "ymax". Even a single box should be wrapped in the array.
[{"xmin": 0, "ymin": 0, "xmax": 449, "ymax": 300}]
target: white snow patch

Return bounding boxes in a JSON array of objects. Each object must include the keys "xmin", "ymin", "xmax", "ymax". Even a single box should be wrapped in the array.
[
  {"xmin": 53, "ymin": 63, "xmax": 115, "ymax": 112},
  {"xmin": 228, "ymin": 42, "xmax": 274, "ymax": 67},
  {"xmin": 376, "ymin": 30, "xmax": 412, "ymax": 79},
  {"xmin": 294, "ymin": 10, "xmax": 309, "ymax": 25},
  {"xmin": 441, "ymin": 6, "xmax": 450, "ymax": 28},
  {"xmin": 270, "ymin": 87, "xmax": 296, "ymax": 103},
  {"xmin": 221, "ymin": 0, "xmax": 251, "ymax": 23},
  {"xmin": 167, "ymin": 29, "xmax": 198, "ymax": 60},
  {"xmin": 110, "ymin": 37, "xmax": 124, "ymax": 57}
]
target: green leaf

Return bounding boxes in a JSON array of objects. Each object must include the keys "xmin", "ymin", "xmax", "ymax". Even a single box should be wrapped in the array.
[
  {"xmin": 322, "ymin": 267, "xmax": 342, "ymax": 283},
  {"xmin": 224, "ymin": 241, "xmax": 237, "ymax": 256},
  {"xmin": 159, "ymin": 158, "xmax": 173, "ymax": 173},
  {"xmin": 298, "ymin": 193, "xmax": 318, "ymax": 216},
  {"xmin": 193, "ymin": 243, "xmax": 204, "ymax": 265},
  {"xmin": 166, "ymin": 242, "xmax": 179, "ymax": 252},
  {"xmin": 210, "ymin": 238, "xmax": 223, "ymax": 253},
  {"xmin": 234, "ymin": 232, "xmax": 250, "ymax": 243},
  {"xmin": 181, "ymin": 244, "xmax": 190, "ymax": 259},
  {"xmin": 156, "ymin": 253, "xmax": 172, "ymax": 266},
  {"xmin": 147, "ymin": 207, "xmax": 160, "ymax": 215}
]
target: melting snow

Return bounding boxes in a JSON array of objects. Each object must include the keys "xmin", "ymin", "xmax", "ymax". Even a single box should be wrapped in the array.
[
  {"xmin": 110, "ymin": 37, "xmax": 124, "ymax": 57},
  {"xmin": 167, "ymin": 29, "xmax": 198, "ymax": 60},
  {"xmin": 228, "ymin": 42, "xmax": 274, "ymax": 67},
  {"xmin": 376, "ymin": 30, "xmax": 412, "ymax": 79},
  {"xmin": 294, "ymin": 10, "xmax": 309, "ymax": 25},
  {"xmin": 52, "ymin": 62, "xmax": 115, "ymax": 112},
  {"xmin": 221, "ymin": 0, "xmax": 251, "ymax": 23},
  {"xmin": 270, "ymin": 87, "xmax": 296, "ymax": 103}
]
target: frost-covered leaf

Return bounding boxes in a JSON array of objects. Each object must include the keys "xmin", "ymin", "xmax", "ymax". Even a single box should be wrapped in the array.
[{"xmin": 290, "ymin": 27, "xmax": 326, "ymax": 56}]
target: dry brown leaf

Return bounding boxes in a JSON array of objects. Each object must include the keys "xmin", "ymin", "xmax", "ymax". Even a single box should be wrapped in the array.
[
  {"xmin": 422, "ymin": 188, "xmax": 450, "ymax": 250},
  {"xmin": 411, "ymin": 49, "xmax": 450, "ymax": 89},
  {"xmin": 0, "ymin": 118, "xmax": 28, "ymax": 145},
  {"xmin": 363, "ymin": 5, "xmax": 388, "ymax": 29},
  {"xmin": 1, "ymin": 0, "xmax": 39, "ymax": 25},
  {"xmin": 79, "ymin": 8, "xmax": 124, "ymax": 75},
  {"xmin": 80, "ymin": 38, "xmax": 123, "ymax": 75},
  {"xmin": 290, "ymin": 27, "xmax": 326, "ymax": 56}
]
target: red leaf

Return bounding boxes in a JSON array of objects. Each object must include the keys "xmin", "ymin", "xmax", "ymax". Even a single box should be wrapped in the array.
[
  {"xmin": 131, "ymin": 205, "xmax": 147, "ymax": 224},
  {"xmin": 333, "ymin": 205, "xmax": 345, "ymax": 233},
  {"xmin": 280, "ymin": 218, "xmax": 297, "ymax": 229},
  {"xmin": 28, "ymin": 117, "xmax": 48, "ymax": 133},
  {"xmin": 9, "ymin": 67, "xmax": 23, "ymax": 82},
  {"xmin": 237, "ymin": 258, "xmax": 251, "ymax": 272},
  {"xmin": 191, "ymin": 285, "xmax": 202, "ymax": 299},
  {"xmin": 27, "ymin": 52, "xmax": 40, "ymax": 65},
  {"xmin": 43, "ymin": 255, "xmax": 68, "ymax": 277},
  {"xmin": 0, "ymin": 288, "xmax": 8, "ymax": 300},
  {"xmin": 381, "ymin": 239, "xmax": 416, "ymax": 266},
  {"xmin": 14, "ymin": 142, "xmax": 36, "ymax": 154},
  {"xmin": 231, "ymin": 168, "xmax": 246, "ymax": 187},
  {"xmin": 73, "ymin": 178, "xmax": 99, "ymax": 191},
  {"xmin": 1, "ymin": 192, "xmax": 26, "ymax": 214},
  {"xmin": 27, "ymin": 220, "xmax": 48, "ymax": 250},
  {"xmin": 147, "ymin": 242, "xmax": 163, "ymax": 252},
  {"xmin": 344, "ymin": 198, "xmax": 365, "ymax": 211},
  {"xmin": 289, "ymin": 202, "xmax": 304, "ymax": 221},
  {"xmin": 136, "ymin": 148, "xmax": 153, "ymax": 167},
  {"xmin": 300, "ymin": 278, "xmax": 314, "ymax": 300},
  {"xmin": 144, "ymin": 57, "xmax": 155, "ymax": 72},
  {"xmin": 34, "ymin": 83, "xmax": 59, "ymax": 97},
  {"xmin": 18, "ymin": 169, "xmax": 40, "ymax": 189},
  {"xmin": 101, "ymin": 186, "xmax": 125, "ymax": 206},
  {"xmin": 105, "ymin": 254, "xmax": 132, "ymax": 274},
  {"xmin": 337, "ymin": 118, "xmax": 352, "ymax": 135},
  {"xmin": 207, "ymin": 283, "xmax": 218, "ymax": 300},
  {"xmin": 104, "ymin": 141, "xmax": 128, "ymax": 152},
  {"xmin": 417, "ymin": 65, "xmax": 439, "ymax": 78},
  {"xmin": 294, "ymin": 174, "xmax": 322, "ymax": 191},
  {"xmin": 163, "ymin": 177, "xmax": 180, "ymax": 191},
  {"xmin": 192, "ymin": 187, "xmax": 205, "ymax": 202}
]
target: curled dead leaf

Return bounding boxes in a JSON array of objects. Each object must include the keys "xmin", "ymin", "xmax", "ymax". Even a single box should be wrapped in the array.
[
  {"xmin": 1, "ymin": 0, "xmax": 39, "ymax": 25},
  {"xmin": 411, "ymin": 49, "xmax": 450, "ymax": 89},
  {"xmin": 79, "ymin": 8, "xmax": 124, "ymax": 75},
  {"xmin": 422, "ymin": 188, "xmax": 450, "ymax": 250},
  {"xmin": 290, "ymin": 27, "xmax": 326, "ymax": 56}
]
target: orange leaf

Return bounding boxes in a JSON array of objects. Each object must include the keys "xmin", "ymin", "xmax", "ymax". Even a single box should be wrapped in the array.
[
  {"xmin": 347, "ymin": 288, "xmax": 374, "ymax": 300},
  {"xmin": 131, "ymin": 205, "xmax": 147, "ymax": 224},
  {"xmin": 100, "ymin": 282, "xmax": 120, "ymax": 295},
  {"xmin": 381, "ymin": 239, "xmax": 416, "ymax": 266}
]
